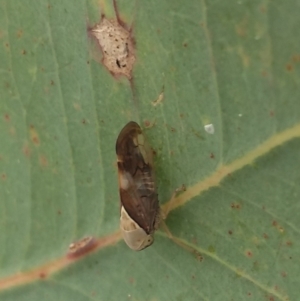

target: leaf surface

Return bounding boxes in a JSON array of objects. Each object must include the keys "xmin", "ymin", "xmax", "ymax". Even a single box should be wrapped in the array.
[{"xmin": 0, "ymin": 0, "xmax": 299, "ymax": 300}]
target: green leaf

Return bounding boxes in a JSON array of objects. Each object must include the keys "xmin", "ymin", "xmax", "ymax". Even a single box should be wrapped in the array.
[{"xmin": 0, "ymin": 0, "xmax": 299, "ymax": 300}]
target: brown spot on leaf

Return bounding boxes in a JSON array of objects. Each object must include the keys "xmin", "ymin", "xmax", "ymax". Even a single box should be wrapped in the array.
[
  {"xmin": 50, "ymin": 80, "xmax": 54, "ymax": 85},
  {"xmin": 39, "ymin": 155, "xmax": 48, "ymax": 167},
  {"xmin": 210, "ymin": 152, "xmax": 215, "ymax": 159},
  {"xmin": 17, "ymin": 29, "xmax": 23, "ymax": 38},
  {"xmin": 129, "ymin": 277, "xmax": 135, "ymax": 284},
  {"xmin": 260, "ymin": 6, "xmax": 266, "ymax": 13},
  {"xmin": 286, "ymin": 63, "xmax": 293, "ymax": 71},
  {"xmin": 261, "ymin": 70, "xmax": 267, "ymax": 77},
  {"xmin": 281, "ymin": 271, "xmax": 287, "ymax": 277},
  {"xmin": 270, "ymin": 110, "xmax": 274, "ymax": 117},
  {"xmin": 286, "ymin": 240, "xmax": 292, "ymax": 246},
  {"xmin": 21, "ymin": 50, "xmax": 26, "ymax": 55},
  {"xmin": 39, "ymin": 272, "xmax": 47, "ymax": 279},
  {"xmin": 263, "ymin": 233, "xmax": 268, "ymax": 239},
  {"xmin": 228, "ymin": 230, "xmax": 233, "ymax": 235},
  {"xmin": 292, "ymin": 54, "xmax": 300, "ymax": 62},
  {"xmin": 23, "ymin": 144, "xmax": 31, "ymax": 157},
  {"xmin": 231, "ymin": 202, "xmax": 241, "ymax": 209},
  {"xmin": 67, "ymin": 236, "xmax": 97, "ymax": 259},
  {"xmin": 4, "ymin": 114, "xmax": 10, "ymax": 122},
  {"xmin": 1, "ymin": 174, "xmax": 7, "ymax": 180},
  {"xmin": 245, "ymin": 250, "xmax": 253, "ymax": 258},
  {"xmin": 82, "ymin": 119, "xmax": 86, "ymax": 125},
  {"xmin": 89, "ymin": 16, "xmax": 135, "ymax": 79}
]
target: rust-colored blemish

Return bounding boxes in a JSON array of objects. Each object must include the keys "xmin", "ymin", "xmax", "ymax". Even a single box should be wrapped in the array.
[
  {"xmin": 0, "ymin": 231, "xmax": 121, "ymax": 292},
  {"xmin": 1, "ymin": 174, "xmax": 7, "ymax": 180},
  {"xmin": 39, "ymin": 155, "xmax": 48, "ymax": 167},
  {"xmin": 17, "ymin": 29, "xmax": 23, "ymax": 38},
  {"xmin": 286, "ymin": 63, "xmax": 293, "ymax": 71},
  {"xmin": 143, "ymin": 119, "xmax": 156, "ymax": 129},
  {"xmin": 88, "ymin": 5, "xmax": 135, "ymax": 80},
  {"xmin": 82, "ymin": 119, "xmax": 86, "ymax": 125},
  {"xmin": 261, "ymin": 70, "xmax": 268, "ymax": 77},
  {"xmin": 270, "ymin": 110, "xmax": 275, "ymax": 117},
  {"xmin": 286, "ymin": 240, "xmax": 292, "ymax": 246},
  {"xmin": 50, "ymin": 80, "xmax": 54, "ymax": 86},
  {"xmin": 22, "ymin": 144, "xmax": 31, "ymax": 158},
  {"xmin": 281, "ymin": 271, "xmax": 287, "ymax": 277},
  {"xmin": 260, "ymin": 6, "xmax": 266, "ymax": 13},
  {"xmin": 272, "ymin": 220, "xmax": 284, "ymax": 233},
  {"xmin": 228, "ymin": 230, "xmax": 233, "ymax": 235},
  {"xmin": 183, "ymin": 43, "xmax": 188, "ymax": 47},
  {"xmin": 210, "ymin": 152, "xmax": 215, "ymax": 159},
  {"xmin": 57, "ymin": 210, "xmax": 61, "ymax": 215},
  {"xmin": 292, "ymin": 54, "xmax": 300, "ymax": 62},
  {"xmin": 4, "ymin": 114, "xmax": 10, "ymax": 122},
  {"xmin": 245, "ymin": 250, "xmax": 253, "ymax": 258},
  {"xmin": 129, "ymin": 277, "xmax": 135, "ymax": 284},
  {"xmin": 5, "ymin": 43, "xmax": 9, "ymax": 49},
  {"xmin": 21, "ymin": 50, "xmax": 26, "ymax": 55},
  {"xmin": 194, "ymin": 251, "xmax": 203, "ymax": 262},
  {"xmin": 263, "ymin": 233, "xmax": 268, "ymax": 239},
  {"xmin": 231, "ymin": 202, "xmax": 241, "ymax": 209},
  {"xmin": 67, "ymin": 236, "xmax": 97, "ymax": 259},
  {"xmin": 29, "ymin": 125, "xmax": 40, "ymax": 146},
  {"xmin": 39, "ymin": 272, "xmax": 47, "ymax": 279},
  {"xmin": 269, "ymin": 296, "xmax": 275, "ymax": 301}
]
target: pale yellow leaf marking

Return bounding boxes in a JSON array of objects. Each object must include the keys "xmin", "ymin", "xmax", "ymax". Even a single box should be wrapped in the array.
[{"xmin": 162, "ymin": 123, "xmax": 300, "ymax": 214}]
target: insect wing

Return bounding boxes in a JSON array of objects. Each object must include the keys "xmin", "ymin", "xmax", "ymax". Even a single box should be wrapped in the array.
[{"xmin": 116, "ymin": 121, "xmax": 159, "ymax": 235}]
